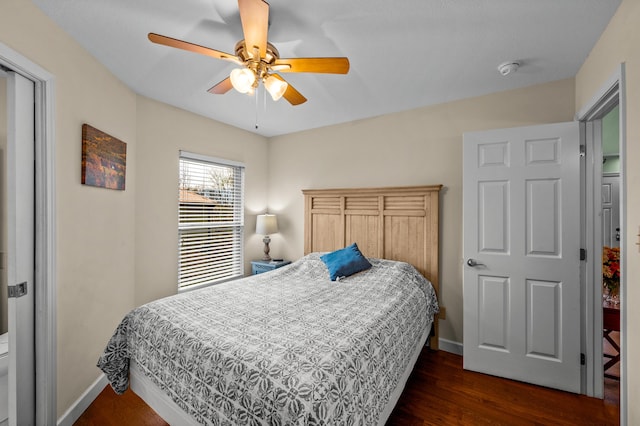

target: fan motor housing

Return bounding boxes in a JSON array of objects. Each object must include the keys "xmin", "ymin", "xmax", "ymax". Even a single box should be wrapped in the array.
[{"xmin": 235, "ymin": 40, "xmax": 279, "ymax": 64}]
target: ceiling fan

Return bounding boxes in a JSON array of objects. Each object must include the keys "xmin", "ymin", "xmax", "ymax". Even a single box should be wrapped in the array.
[{"xmin": 148, "ymin": 0, "xmax": 350, "ymax": 106}]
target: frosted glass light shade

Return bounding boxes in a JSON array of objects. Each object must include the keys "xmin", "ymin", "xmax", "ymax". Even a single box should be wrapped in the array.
[
  {"xmin": 263, "ymin": 75, "xmax": 288, "ymax": 101},
  {"xmin": 230, "ymin": 68, "xmax": 256, "ymax": 93},
  {"xmin": 256, "ymin": 214, "xmax": 278, "ymax": 235}
]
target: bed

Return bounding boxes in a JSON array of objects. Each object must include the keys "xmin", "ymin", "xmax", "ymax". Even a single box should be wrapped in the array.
[{"xmin": 98, "ymin": 185, "xmax": 442, "ymax": 425}]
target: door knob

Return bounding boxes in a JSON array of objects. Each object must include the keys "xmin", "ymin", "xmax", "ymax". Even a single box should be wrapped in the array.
[{"xmin": 466, "ymin": 258, "xmax": 485, "ymax": 267}]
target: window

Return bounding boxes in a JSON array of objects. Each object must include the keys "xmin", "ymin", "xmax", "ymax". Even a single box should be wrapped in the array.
[{"xmin": 178, "ymin": 151, "xmax": 245, "ymax": 289}]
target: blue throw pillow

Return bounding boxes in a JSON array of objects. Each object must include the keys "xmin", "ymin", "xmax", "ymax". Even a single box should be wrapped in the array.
[{"xmin": 320, "ymin": 243, "xmax": 372, "ymax": 281}]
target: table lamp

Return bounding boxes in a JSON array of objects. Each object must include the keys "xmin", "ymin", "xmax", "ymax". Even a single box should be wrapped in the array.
[{"xmin": 256, "ymin": 214, "xmax": 278, "ymax": 261}]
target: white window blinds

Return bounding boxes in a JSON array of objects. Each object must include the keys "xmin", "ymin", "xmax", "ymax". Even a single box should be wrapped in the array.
[{"xmin": 178, "ymin": 151, "xmax": 245, "ymax": 289}]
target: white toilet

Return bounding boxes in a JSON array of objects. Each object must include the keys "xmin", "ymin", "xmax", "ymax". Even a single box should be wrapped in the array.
[{"xmin": 0, "ymin": 332, "xmax": 8, "ymax": 425}]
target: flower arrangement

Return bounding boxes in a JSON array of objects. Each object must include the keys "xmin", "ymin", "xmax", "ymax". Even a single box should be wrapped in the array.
[{"xmin": 602, "ymin": 246, "xmax": 620, "ymax": 298}]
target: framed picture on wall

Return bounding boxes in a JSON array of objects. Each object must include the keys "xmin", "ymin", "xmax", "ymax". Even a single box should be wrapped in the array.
[{"xmin": 81, "ymin": 124, "xmax": 127, "ymax": 190}]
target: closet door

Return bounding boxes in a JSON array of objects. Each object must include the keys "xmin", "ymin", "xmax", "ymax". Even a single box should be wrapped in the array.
[{"xmin": 6, "ymin": 71, "xmax": 35, "ymax": 426}]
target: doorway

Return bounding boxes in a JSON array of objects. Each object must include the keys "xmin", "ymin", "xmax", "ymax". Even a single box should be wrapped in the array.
[
  {"xmin": 601, "ymin": 105, "xmax": 621, "ymax": 402},
  {"xmin": 0, "ymin": 42, "xmax": 57, "ymax": 425},
  {"xmin": 577, "ymin": 65, "xmax": 627, "ymax": 423}
]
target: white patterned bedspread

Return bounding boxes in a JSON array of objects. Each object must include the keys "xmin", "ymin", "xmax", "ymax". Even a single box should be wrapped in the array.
[{"xmin": 98, "ymin": 253, "xmax": 439, "ymax": 425}]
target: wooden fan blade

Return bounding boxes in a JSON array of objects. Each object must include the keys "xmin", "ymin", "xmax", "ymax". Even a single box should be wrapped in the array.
[
  {"xmin": 207, "ymin": 77, "xmax": 233, "ymax": 94},
  {"xmin": 238, "ymin": 0, "xmax": 269, "ymax": 59},
  {"xmin": 272, "ymin": 74, "xmax": 307, "ymax": 105},
  {"xmin": 273, "ymin": 57, "xmax": 350, "ymax": 74},
  {"xmin": 148, "ymin": 33, "xmax": 241, "ymax": 64}
]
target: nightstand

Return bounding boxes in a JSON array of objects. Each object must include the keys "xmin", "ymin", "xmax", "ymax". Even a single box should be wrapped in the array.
[{"xmin": 251, "ymin": 259, "xmax": 291, "ymax": 275}]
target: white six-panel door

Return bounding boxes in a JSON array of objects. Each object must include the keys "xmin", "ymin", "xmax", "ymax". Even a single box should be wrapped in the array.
[
  {"xmin": 602, "ymin": 174, "xmax": 620, "ymax": 248},
  {"xmin": 463, "ymin": 122, "xmax": 582, "ymax": 393}
]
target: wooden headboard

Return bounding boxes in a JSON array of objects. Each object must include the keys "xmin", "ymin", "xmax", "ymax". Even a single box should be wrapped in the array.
[{"xmin": 302, "ymin": 185, "xmax": 442, "ymax": 349}]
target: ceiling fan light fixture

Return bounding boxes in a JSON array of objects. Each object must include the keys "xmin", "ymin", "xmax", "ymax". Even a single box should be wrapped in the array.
[
  {"xmin": 230, "ymin": 67, "xmax": 256, "ymax": 93},
  {"xmin": 149, "ymin": 0, "xmax": 347, "ymax": 106},
  {"xmin": 264, "ymin": 75, "xmax": 288, "ymax": 101}
]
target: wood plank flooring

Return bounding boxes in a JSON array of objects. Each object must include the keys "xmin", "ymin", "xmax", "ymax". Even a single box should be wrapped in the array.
[
  {"xmin": 75, "ymin": 349, "xmax": 619, "ymax": 425},
  {"xmin": 74, "ymin": 387, "xmax": 168, "ymax": 426},
  {"xmin": 387, "ymin": 349, "xmax": 618, "ymax": 425}
]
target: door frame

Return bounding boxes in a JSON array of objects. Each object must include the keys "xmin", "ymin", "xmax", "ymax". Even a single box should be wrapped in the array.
[
  {"xmin": 0, "ymin": 42, "xmax": 57, "ymax": 425},
  {"xmin": 576, "ymin": 63, "xmax": 626, "ymax": 421}
]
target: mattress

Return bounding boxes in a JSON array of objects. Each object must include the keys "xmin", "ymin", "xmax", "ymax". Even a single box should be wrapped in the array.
[{"xmin": 98, "ymin": 253, "xmax": 439, "ymax": 425}]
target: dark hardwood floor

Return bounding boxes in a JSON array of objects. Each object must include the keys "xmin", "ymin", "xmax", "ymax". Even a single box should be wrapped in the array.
[
  {"xmin": 74, "ymin": 386, "xmax": 168, "ymax": 426},
  {"xmin": 387, "ymin": 349, "xmax": 618, "ymax": 426},
  {"xmin": 75, "ymin": 349, "xmax": 619, "ymax": 425}
]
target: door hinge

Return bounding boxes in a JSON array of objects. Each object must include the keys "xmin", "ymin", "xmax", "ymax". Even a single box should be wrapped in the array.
[
  {"xmin": 581, "ymin": 353, "xmax": 586, "ymax": 365},
  {"xmin": 579, "ymin": 145, "xmax": 586, "ymax": 158},
  {"xmin": 8, "ymin": 281, "xmax": 28, "ymax": 298},
  {"xmin": 580, "ymin": 248, "xmax": 586, "ymax": 261}
]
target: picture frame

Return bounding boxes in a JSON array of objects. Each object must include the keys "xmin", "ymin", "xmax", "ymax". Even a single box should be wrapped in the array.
[{"xmin": 81, "ymin": 124, "xmax": 127, "ymax": 190}]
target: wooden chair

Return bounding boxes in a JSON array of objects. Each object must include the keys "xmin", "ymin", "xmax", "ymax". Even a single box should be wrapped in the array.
[{"xmin": 603, "ymin": 300, "xmax": 620, "ymax": 380}]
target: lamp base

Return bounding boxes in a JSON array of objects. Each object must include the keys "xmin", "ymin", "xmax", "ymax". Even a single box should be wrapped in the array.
[{"xmin": 262, "ymin": 235, "xmax": 272, "ymax": 261}]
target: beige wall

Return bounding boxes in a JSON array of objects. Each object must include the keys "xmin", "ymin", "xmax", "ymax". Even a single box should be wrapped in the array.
[
  {"xmin": 135, "ymin": 96, "xmax": 268, "ymax": 306},
  {"xmin": 268, "ymin": 78, "xmax": 575, "ymax": 343},
  {"xmin": 575, "ymin": 0, "xmax": 639, "ymax": 422},
  {"xmin": 0, "ymin": 0, "xmax": 138, "ymax": 416}
]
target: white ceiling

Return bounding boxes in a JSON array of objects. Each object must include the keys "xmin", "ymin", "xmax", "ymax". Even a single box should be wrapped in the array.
[{"xmin": 33, "ymin": 0, "xmax": 620, "ymax": 137}]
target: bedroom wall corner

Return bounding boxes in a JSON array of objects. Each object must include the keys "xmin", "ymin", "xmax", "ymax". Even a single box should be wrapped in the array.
[
  {"xmin": 267, "ymin": 78, "xmax": 575, "ymax": 348},
  {"xmin": 134, "ymin": 96, "xmax": 269, "ymax": 306},
  {"xmin": 575, "ymin": 0, "xmax": 640, "ymax": 422}
]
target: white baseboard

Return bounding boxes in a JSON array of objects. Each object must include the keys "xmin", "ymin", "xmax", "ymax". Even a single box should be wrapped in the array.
[
  {"xmin": 57, "ymin": 374, "xmax": 108, "ymax": 426},
  {"xmin": 438, "ymin": 338, "xmax": 463, "ymax": 356}
]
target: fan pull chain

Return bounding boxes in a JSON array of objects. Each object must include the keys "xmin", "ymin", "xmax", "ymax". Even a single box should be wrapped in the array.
[{"xmin": 255, "ymin": 86, "xmax": 259, "ymax": 129}]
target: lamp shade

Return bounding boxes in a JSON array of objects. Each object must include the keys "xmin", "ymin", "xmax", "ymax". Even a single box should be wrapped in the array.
[
  {"xmin": 256, "ymin": 214, "xmax": 278, "ymax": 235},
  {"xmin": 230, "ymin": 68, "xmax": 256, "ymax": 93},
  {"xmin": 264, "ymin": 75, "xmax": 288, "ymax": 101}
]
